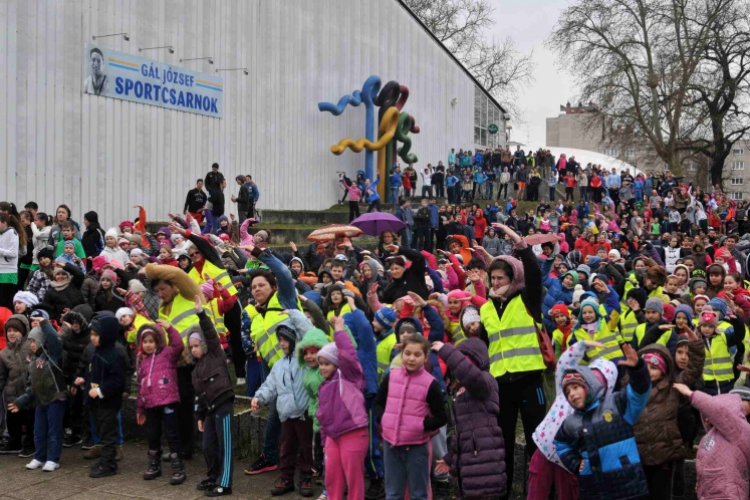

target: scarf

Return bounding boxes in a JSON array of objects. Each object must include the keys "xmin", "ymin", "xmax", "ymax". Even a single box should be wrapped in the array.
[
  {"xmin": 50, "ymin": 275, "xmax": 71, "ymax": 291},
  {"xmin": 488, "ymin": 285, "xmax": 510, "ymax": 300}
]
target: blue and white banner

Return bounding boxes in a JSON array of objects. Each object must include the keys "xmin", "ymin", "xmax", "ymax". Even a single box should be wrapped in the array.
[{"xmin": 83, "ymin": 43, "xmax": 223, "ymax": 118}]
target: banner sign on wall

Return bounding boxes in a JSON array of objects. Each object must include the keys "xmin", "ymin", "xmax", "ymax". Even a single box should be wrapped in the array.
[{"xmin": 83, "ymin": 43, "xmax": 223, "ymax": 118}]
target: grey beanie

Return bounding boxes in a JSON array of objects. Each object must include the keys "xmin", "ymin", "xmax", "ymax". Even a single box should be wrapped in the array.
[
  {"xmin": 645, "ymin": 297, "xmax": 664, "ymax": 314},
  {"xmin": 576, "ymin": 264, "xmax": 591, "ymax": 277},
  {"xmin": 730, "ymin": 386, "xmax": 750, "ymax": 404}
]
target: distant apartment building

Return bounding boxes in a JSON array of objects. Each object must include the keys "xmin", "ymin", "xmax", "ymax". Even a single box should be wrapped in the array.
[{"xmin": 546, "ymin": 103, "xmax": 749, "ymax": 201}]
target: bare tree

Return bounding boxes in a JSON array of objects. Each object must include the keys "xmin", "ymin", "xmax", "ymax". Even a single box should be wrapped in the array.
[
  {"xmin": 680, "ymin": 5, "xmax": 750, "ymax": 186},
  {"xmin": 403, "ymin": 0, "xmax": 534, "ymax": 118},
  {"xmin": 548, "ymin": 0, "xmax": 733, "ymax": 176}
]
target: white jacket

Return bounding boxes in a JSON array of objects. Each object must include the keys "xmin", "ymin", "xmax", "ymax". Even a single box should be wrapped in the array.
[
  {"xmin": 0, "ymin": 228, "xmax": 20, "ymax": 275},
  {"xmin": 30, "ymin": 223, "xmax": 51, "ymax": 265},
  {"xmin": 100, "ymin": 246, "xmax": 129, "ymax": 265}
]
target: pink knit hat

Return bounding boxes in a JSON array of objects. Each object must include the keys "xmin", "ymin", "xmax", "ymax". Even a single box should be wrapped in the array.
[
  {"xmin": 643, "ymin": 352, "xmax": 667, "ymax": 374},
  {"xmin": 201, "ymin": 279, "xmax": 215, "ymax": 300},
  {"xmin": 92, "ymin": 255, "xmax": 109, "ymax": 273}
]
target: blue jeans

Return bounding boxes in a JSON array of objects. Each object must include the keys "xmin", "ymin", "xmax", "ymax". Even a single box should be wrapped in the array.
[
  {"xmin": 91, "ymin": 411, "xmax": 123, "ymax": 445},
  {"xmin": 383, "ymin": 441, "xmax": 430, "ymax": 500},
  {"xmin": 261, "ymin": 360, "xmax": 281, "ymax": 463},
  {"xmin": 364, "ymin": 395, "xmax": 384, "ymax": 479},
  {"xmin": 389, "ymin": 188, "xmax": 399, "ymax": 204},
  {"xmin": 34, "ymin": 399, "xmax": 66, "ymax": 463},
  {"xmin": 245, "ymin": 356, "xmax": 263, "ymax": 397}
]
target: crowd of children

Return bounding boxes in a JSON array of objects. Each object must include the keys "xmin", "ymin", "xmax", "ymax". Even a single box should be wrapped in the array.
[{"xmin": 1, "ymin": 159, "xmax": 750, "ymax": 500}]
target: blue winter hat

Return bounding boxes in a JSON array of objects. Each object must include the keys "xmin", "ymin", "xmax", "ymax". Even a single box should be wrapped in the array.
[
  {"xmin": 374, "ymin": 308, "xmax": 397, "ymax": 331},
  {"xmin": 674, "ymin": 304, "xmax": 693, "ymax": 325},
  {"xmin": 588, "ymin": 256, "xmax": 602, "ymax": 269},
  {"xmin": 578, "ymin": 299, "xmax": 601, "ymax": 323},
  {"xmin": 708, "ymin": 298, "xmax": 728, "ymax": 320}
]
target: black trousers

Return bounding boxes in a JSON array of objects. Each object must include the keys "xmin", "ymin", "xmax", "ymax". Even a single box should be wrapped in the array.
[
  {"xmin": 92, "ymin": 404, "xmax": 119, "ymax": 470},
  {"xmin": 367, "ymin": 200, "xmax": 381, "ymax": 213},
  {"xmin": 496, "ymin": 372, "xmax": 547, "ymax": 500},
  {"xmin": 348, "ymin": 201, "xmax": 360, "ymax": 222},
  {"xmin": 64, "ymin": 386, "xmax": 84, "ymax": 438},
  {"xmin": 203, "ymin": 399, "xmax": 234, "ymax": 489},
  {"xmin": 224, "ymin": 301, "xmax": 246, "ymax": 378},
  {"xmin": 146, "ymin": 404, "xmax": 181, "ymax": 454},
  {"xmin": 177, "ymin": 365, "xmax": 196, "ymax": 456},
  {"xmin": 6, "ymin": 407, "xmax": 35, "ymax": 449},
  {"xmin": 644, "ymin": 461, "xmax": 677, "ymax": 499}
]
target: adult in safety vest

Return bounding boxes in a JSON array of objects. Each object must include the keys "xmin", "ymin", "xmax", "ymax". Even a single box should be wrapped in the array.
[
  {"xmin": 480, "ymin": 223, "xmax": 547, "ymax": 498},
  {"xmin": 145, "ymin": 262, "xmax": 207, "ymax": 460},
  {"xmin": 621, "ymin": 287, "xmax": 648, "ymax": 343},
  {"xmin": 238, "ymin": 244, "xmax": 301, "ymax": 475},
  {"xmin": 172, "ymin": 224, "xmax": 247, "ymax": 380}
]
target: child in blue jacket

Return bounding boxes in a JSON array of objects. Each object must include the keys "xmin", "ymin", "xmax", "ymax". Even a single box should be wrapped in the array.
[{"xmin": 554, "ymin": 344, "xmax": 651, "ymax": 499}]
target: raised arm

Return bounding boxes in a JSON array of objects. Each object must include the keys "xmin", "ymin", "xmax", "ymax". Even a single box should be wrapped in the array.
[{"xmin": 249, "ymin": 247, "xmax": 299, "ymax": 311}]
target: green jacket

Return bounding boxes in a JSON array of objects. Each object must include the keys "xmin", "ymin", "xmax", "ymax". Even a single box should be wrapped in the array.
[{"xmin": 297, "ymin": 328, "xmax": 330, "ymax": 433}]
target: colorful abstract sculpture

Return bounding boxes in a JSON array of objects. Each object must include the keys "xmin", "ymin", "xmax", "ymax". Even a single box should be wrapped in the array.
[{"xmin": 319, "ymin": 75, "xmax": 419, "ymax": 197}]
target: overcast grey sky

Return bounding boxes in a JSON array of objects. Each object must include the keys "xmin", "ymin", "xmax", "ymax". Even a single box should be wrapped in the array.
[{"xmin": 488, "ymin": 0, "xmax": 575, "ymax": 149}]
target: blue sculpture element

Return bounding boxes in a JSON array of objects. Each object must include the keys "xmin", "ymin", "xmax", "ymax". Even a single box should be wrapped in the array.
[{"xmin": 318, "ymin": 75, "xmax": 382, "ymax": 180}]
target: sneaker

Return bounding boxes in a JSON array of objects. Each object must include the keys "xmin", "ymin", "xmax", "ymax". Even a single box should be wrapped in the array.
[
  {"xmin": 244, "ymin": 454, "xmax": 278, "ymax": 475},
  {"xmin": 42, "ymin": 461, "xmax": 60, "ymax": 472},
  {"xmin": 197, "ymin": 478, "xmax": 217, "ymax": 491},
  {"xmin": 270, "ymin": 477, "xmax": 295, "ymax": 496},
  {"xmin": 83, "ymin": 446, "xmax": 102, "ymax": 459},
  {"xmin": 18, "ymin": 448, "xmax": 35, "ymax": 458},
  {"xmin": 235, "ymin": 377, "xmax": 246, "ymax": 386},
  {"xmin": 89, "ymin": 463, "xmax": 117, "ymax": 478},
  {"xmin": 26, "ymin": 459, "xmax": 44, "ymax": 470},
  {"xmin": 81, "ymin": 439, "xmax": 95, "ymax": 451},
  {"xmin": 205, "ymin": 486, "xmax": 232, "ymax": 497},
  {"xmin": 62, "ymin": 435, "xmax": 82, "ymax": 448},
  {"xmin": 300, "ymin": 474, "xmax": 314, "ymax": 497},
  {"xmin": 365, "ymin": 478, "xmax": 385, "ymax": 499},
  {"xmin": 0, "ymin": 443, "xmax": 22, "ymax": 454}
]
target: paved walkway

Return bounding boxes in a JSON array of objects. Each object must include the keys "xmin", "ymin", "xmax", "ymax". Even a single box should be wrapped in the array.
[{"xmin": 0, "ymin": 443, "xmax": 288, "ymax": 500}]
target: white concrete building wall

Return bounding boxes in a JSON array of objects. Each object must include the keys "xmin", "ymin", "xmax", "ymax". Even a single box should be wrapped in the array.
[{"xmin": 0, "ymin": 0, "xmax": 502, "ymax": 225}]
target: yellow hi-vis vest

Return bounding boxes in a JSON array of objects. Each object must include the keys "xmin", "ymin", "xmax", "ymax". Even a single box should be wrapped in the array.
[
  {"xmin": 449, "ymin": 319, "xmax": 466, "ymax": 345},
  {"xmin": 619, "ymin": 309, "xmax": 638, "ymax": 343},
  {"xmin": 159, "ymin": 293, "xmax": 209, "ymax": 345},
  {"xmin": 703, "ymin": 333, "xmax": 734, "ymax": 383},
  {"xmin": 189, "ymin": 260, "xmax": 238, "ymax": 297},
  {"xmin": 206, "ymin": 298, "xmax": 227, "ymax": 339},
  {"xmin": 246, "ymin": 293, "xmax": 301, "ymax": 368},
  {"xmin": 376, "ymin": 333, "xmax": 397, "ymax": 379},
  {"xmin": 126, "ymin": 313, "xmax": 154, "ymax": 344},
  {"xmin": 572, "ymin": 321, "xmax": 624, "ymax": 362},
  {"xmin": 481, "ymin": 295, "xmax": 545, "ymax": 379},
  {"xmin": 634, "ymin": 323, "xmax": 672, "ymax": 348},
  {"xmin": 326, "ymin": 304, "xmax": 352, "ymax": 322}
]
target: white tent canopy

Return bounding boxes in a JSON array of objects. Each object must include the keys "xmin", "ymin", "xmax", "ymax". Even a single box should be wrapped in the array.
[{"xmin": 543, "ymin": 147, "xmax": 644, "ymax": 177}]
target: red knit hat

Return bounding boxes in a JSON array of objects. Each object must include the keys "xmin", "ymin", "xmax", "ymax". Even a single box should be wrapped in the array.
[{"xmin": 550, "ymin": 304, "xmax": 570, "ymax": 319}]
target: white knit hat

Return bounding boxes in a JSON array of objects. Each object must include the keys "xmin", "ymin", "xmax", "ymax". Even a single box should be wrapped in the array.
[
  {"xmin": 105, "ymin": 228, "xmax": 119, "ymax": 240},
  {"xmin": 572, "ymin": 284, "xmax": 585, "ymax": 304}
]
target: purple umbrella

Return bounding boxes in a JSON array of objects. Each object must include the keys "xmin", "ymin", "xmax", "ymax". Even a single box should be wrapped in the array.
[{"xmin": 350, "ymin": 212, "xmax": 405, "ymax": 236}]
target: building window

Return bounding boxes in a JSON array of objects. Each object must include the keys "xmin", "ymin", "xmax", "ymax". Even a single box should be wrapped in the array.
[
  {"xmin": 686, "ymin": 162, "xmax": 696, "ymax": 171},
  {"xmin": 474, "ymin": 86, "xmax": 501, "ymax": 149},
  {"xmin": 732, "ymin": 161, "xmax": 745, "ymax": 170},
  {"xmin": 729, "ymin": 192, "xmax": 744, "ymax": 200},
  {"xmin": 731, "ymin": 177, "xmax": 744, "ymax": 185},
  {"xmin": 604, "ymin": 148, "xmax": 618, "ymax": 157},
  {"xmin": 733, "ymin": 148, "xmax": 744, "ymax": 156},
  {"xmin": 626, "ymin": 147, "xmax": 636, "ymax": 158}
]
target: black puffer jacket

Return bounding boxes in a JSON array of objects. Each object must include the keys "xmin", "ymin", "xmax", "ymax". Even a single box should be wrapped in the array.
[
  {"xmin": 60, "ymin": 305, "xmax": 93, "ymax": 383},
  {"xmin": 190, "ymin": 311, "xmax": 234, "ymax": 420},
  {"xmin": 40, "ymin": 263, "xmax": 86, "ymax": 321},
  {"xmin": 438, "ymin": 339, "xmax": 506, "ymax": 498},
  {"xmin": 85, "ymin": 315, "xmax": 126, "ymax": 411}
]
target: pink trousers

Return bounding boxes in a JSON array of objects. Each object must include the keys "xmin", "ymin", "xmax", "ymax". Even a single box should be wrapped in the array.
[
  {"xmin": 324, "ymin": 427, "xmax": 369, "ymax": 500},
  {"xmin": 527, "ymin": 449, "xmax": 579, "ymax": 500}
]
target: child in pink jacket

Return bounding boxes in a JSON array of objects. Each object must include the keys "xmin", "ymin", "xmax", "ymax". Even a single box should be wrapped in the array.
[
  {"xmin": 673, "ymin": 383, "xmax": 750, "ymax": 499},
  {"xmin": 135, "ymin": 320, "xmax": 186, "ymax": 485},
  {"xmin": 316, "ymin": 315, "xmax": 369, "ymax": 500}
]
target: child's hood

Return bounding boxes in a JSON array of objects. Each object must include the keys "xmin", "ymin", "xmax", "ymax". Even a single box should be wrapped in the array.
[
  {"xmin": 457, "ymin": 337, "xmax": 489, "ymax": 371},
  {"xmin": 186, "ymin": 324, "xmax": 207, "ymax": 362},
  {"xmin": 4, "ymin": 314, "xmax": 30, "ymax": 342},
  {"xmin": 289, "ymin": 256, "xmax": 306, "ymax": 273},
  {"xmin": 588, "ymin": 358, "xmax": 618, "ymax": 394},
  {"xmin": 91, "ymin": 314, "xmax": 120, "ymax": 349},
  {"xmin": 394, "ymin": 316, "xmax": 425, "ymax": 336},
  {"xmin": 136, "ymin": 323, "xmax": 167, "ymax": 354},
  {"xmin": 563, "ymin": 365, "xmax": 605, "ymax": 406},
  {"xmin": 296, "ymin": 328, "xmax": 331, "ymax": 367}
]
